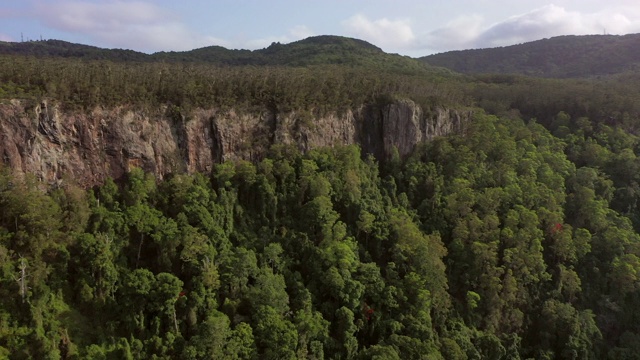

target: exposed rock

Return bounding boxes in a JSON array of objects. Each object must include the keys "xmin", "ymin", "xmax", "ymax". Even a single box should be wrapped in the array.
[{"xmin": 0, "ymin": 99, "xmax": 471, "ymax": 187}]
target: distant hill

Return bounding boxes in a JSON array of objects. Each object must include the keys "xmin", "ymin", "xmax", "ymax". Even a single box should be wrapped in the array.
[
  {"xmin": 0, "ymin": 39, "xmax": 149, "ymax": 61},
  {"xmin": 0, "ymin": 36, "xmax": 441, "ymax": 75},
  {"xmin": 420, "ymin": 34, "xmax": 640, "ymax": 78},
  {"xmin": 154, "ymin": 36, "xmax": 387, "ymax": 66}
]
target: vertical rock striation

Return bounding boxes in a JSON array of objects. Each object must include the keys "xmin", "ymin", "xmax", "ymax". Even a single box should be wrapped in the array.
[{"xmin": 0, "ymin": 99, "xmax": 471, "ymax": 186}]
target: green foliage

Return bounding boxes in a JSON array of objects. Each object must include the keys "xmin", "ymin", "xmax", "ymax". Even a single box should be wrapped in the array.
[
  {"xmin": 3, "ymin": 62, "xmax": 640, "ymax": 359},
  {"xmin": 0, "ymin": 36, "xmax": 462, "ymax": 114}
]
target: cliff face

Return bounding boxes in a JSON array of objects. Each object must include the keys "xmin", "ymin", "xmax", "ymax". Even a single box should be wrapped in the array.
[{"xmin": 0, "ymin": 99, "xmax": 471, "ymax": 186}]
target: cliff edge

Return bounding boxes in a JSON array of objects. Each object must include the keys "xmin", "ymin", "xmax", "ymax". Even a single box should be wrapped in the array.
[{"xmin": 0, "ymin": 99, "xmax": 471, "ymax": 186}]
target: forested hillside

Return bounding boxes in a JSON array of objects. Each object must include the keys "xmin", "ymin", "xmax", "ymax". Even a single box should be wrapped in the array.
[
  {"xmin": 420, "ymin": 33, "xmax": 640, "ymax": 78},
  {"xmin": 0, "ymin": 36, "xmax": 439, "ymax": 74},
  {"xmin": 2, "ymin": 35, "xmax": 640, "ymax": 359}
]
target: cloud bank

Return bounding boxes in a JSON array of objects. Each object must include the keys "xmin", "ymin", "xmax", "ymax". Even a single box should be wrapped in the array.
[
  {"xmin": 424, "ymin": 4, "xmax": 640, "ymax": 52},
  {"xmin": 33, "ymin": 0, "xmax": 226, "ymax": 52},
  {"xmin": 340, "ymin": 4, "xmax": 640, "ymax": 55},
  {"xmin": 28, "ymin": 0, "xmax": 315, "ymax": 52},
  {"xmin": 342, "ymin": 14, "xmax": 415, "ymax": 50},
  {"xmin": 15, "ymin": 1, "xmax": 640, "ymax": 55}
]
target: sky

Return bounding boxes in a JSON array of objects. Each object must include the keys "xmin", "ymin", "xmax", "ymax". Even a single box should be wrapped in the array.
[{"xmin": 1, "ymin": 0, "xmax": 640, "ymax": 57}]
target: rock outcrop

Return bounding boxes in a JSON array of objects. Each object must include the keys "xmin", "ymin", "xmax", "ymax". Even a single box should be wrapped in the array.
[{"xmin": 0, "ymin": 99, "xmax": 471, "ymax": 187}]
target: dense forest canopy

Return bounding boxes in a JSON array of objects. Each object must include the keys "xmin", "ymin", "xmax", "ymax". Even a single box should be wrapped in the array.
[
  {"xmin": 0, "ymin": 54, "xmax": 461, "ymax": 114},
  {"xmin": 2, "ymin": 35, "xmax": 640, "ymax": 359}
]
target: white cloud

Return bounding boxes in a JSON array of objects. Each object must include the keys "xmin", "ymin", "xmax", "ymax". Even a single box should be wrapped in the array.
[
  {"xmin": 31, "ymin": 1, "xmax": 317, "ymax": 52},
  {"xmin": 424, "ymin": 4, "xmax": 640, "ymax": 52},
  {"xmin": 21, "ymin": 1, "xmax": 640, "ymax": 56},
  {"xmin": 289, "ymin": 25, "xmax": 314, "ymax": 39},
  {"xmin": 0, "ymin": 33, "xmax": 12, "ymax": 42},
  {"xmin": 423, "ymin": 14, "xmax": 485, "ymax": 51},
  {"xmin": 475, "ymin": 5, "xmax": 592, "ymax": 47},
  {"xmin": 33, "ymin": 0, "xmax": 227, "ymax": 52},
  {"xmin": 342, "ymin": 14, "xmax": 415, "ymax": 49}
]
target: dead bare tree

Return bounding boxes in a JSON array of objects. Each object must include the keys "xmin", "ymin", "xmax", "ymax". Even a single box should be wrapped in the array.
[{"xmin": 12, "ymin": 256, "xmax": 28, "ymax": 303}]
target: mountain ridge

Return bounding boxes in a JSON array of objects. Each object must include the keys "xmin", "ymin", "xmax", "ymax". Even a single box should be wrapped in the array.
[
  {"xmin": 420, "ymin": 33, "xmax": 640, "ymax": 78},
  {"xmin": 0, "ymin": 35, "xmax": 432, "ymax": 73},
  {"xmin": 5, "ymin": 33, "xmax": 640, "ymax": 78}
]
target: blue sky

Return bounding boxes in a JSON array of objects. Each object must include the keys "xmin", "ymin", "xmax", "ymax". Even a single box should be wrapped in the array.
[{"xmin": 2, "ymin": 0, "xmax": 640, "ymax": 56}]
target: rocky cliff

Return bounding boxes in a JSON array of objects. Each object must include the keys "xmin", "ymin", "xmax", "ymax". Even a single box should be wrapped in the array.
[{"xmin": 0, "ymin": 99, "xmax": 471, "ymax": 187}]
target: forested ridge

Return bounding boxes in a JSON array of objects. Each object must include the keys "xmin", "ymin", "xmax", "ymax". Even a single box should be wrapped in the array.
[
  {"xmin": 2, "ymin": 35, "xmax": 640, "ymax": 359},
  {"xmin": 420, "ymin": 33, "xmax": 640, "ymax": 78},
  {"xmin": 0, "ymin": 36, "xmax": 441, "ymax": 74}
]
